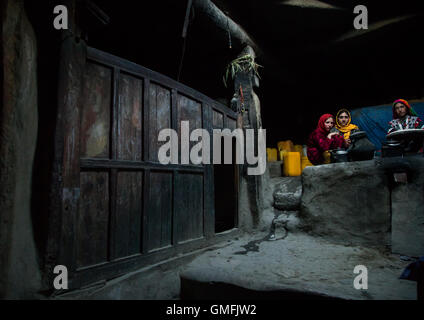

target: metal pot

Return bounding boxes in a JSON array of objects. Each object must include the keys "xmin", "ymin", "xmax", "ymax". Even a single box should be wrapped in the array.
[
  {"xmin": 350, "ymin": 131, "xmax": 366, "ymax": 142},
  {"xmin": 330, "ymin": 149, "xmax": 349, "ymax": 163},
  {"xmin": 382, "ymin": 140, "xmax": 404, "ymax": 158}
]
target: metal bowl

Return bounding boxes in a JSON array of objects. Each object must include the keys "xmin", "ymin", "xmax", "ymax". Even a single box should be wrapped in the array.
[
  {"xmin": 385, "ymin": 140, "xmax": 402, "ymax": 147},
  {"xmin": 335, "ymin": 150, "xmax": 348, "ymax": 154}
]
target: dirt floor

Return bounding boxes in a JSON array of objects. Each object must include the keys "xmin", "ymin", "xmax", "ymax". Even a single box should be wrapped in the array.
[{"xmin": 181, "ymin": 230, "xmax": 417, "ymax": 300}]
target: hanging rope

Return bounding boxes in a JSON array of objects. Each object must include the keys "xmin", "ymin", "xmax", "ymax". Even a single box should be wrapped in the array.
[
  {"xmin": 239, "ymin": 85, "xmax": 245, "ymax": 114},
  {"xmin": 227, "ymin": 15, "xmax": 232, "ymax": 49},
  {"xmin": 178, "ymin": 0, "xmax": 194, "ymax": 82}
]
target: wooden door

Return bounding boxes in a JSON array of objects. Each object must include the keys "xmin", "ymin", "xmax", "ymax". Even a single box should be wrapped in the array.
[{"xmin": 52, "ymin": 46, "xmax": 239, "ymax": 289}]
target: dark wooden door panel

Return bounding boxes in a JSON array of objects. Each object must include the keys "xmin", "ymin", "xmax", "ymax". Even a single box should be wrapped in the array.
[
  {"xmin": 178, "ymin": 94, "xmax": 202, "ymax": 136},
  {"xmin": 147, "ymin": 171, "xmax": 173, "ymax": 252},
  {"xmin": 77, "ymin": 171, "xmax": 110, "ymax": 269},
  {"xmin": 149, "ymin": 83, "xmax": 171, "ymax": 162},
  {"xmin": 80, "ymin": 63, "xmax": 112, "ymax": 159},
  {"xmin": 213, "ymin": 110, "xmax": 224, "ymax": 129},
  {"xmin": 117, "ymin": 73, "xmax": 143, "ymax": 161},
  {"xmin": 114, "ymin": 171, "xmax": 143, "ymax": 259},
  {"xmin": 227, "ymin": 117, "xmax": 237, "ymax": 131},
  {"xmin": 176, "ymin": 173, "xmax": 204, "ymax": 243}
]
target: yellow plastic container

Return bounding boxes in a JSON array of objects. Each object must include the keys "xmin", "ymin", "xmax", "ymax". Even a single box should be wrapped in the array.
[
  {"xmin": 277, "ymin": 141, "xmax": 294, "ymax": 153},
  {"xmin": 279, "ymin": 150, "xmax": 288, "ymax": 161},
  {"xmin": 267, "ymin": 148, "xmax": 278, "ymax": 162},
  {"xmin": 301, "ymin": 156, "xmax": 314, "ymax": 171},
  {"xmin": 293, "ymin": 145, "xmax": 303, "ymax": 155},
  {"xmin": 283, "ymin": 152, "xmax": 301, "ymax": 177}
]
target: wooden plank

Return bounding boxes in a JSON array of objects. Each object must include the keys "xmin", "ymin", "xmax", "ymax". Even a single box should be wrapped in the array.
[
  {"xmin": 213, "ymin": 110, "xmax": 224, "ymax": 129},
  {"xmin": 112, "ymin": 67, "xmax": 120, "ymax": 159},
  {"xmin": 142, "ymin": 169, "xmax": 150, "ymax": 254},
  {"xmin": 54, "ymin": 29, "xmax": 86, "ymax": 274},
  {"xmin": 203, "ymin": 104, "xmax": 215, "ymax": 238},
  {"xmin": 149, "ymin": 83, "xmax": 157, "ymax": 161},
  {"xmin": 147, "ymin": 171, "xmax": 173, "ymax": 252},
  {"xmin": 172, "ymin": 171, "xmax": 179, "ymax": 246},
  {"xmin": 227, "ymin": 117, "xmax": 237, "ymax": 131},
  {"xmin": 143, "ymin": 79, "xmax": 150, "ymax": 162},
  {"xmin": 109, "ymin": 169, "xmax": 117, "ymax": 261},
  {"xmin": 117, "ymin": 73, "xmax": 143, "ymax": 161},
  {"xmin": 80, "ymin": 62, "xmax": 112, "ymax": 159},
  {"xmin": 171, "ymin": 90, "xmax": 179, "ymax": 247},
  {"xmin": 77, "ymin": 171, "xmax": 110, "ymax": 269},
  {"xmin": 108, "ymin": 67, "xmax": 119, "ymax": 261},
  {"xmin": 177, "ymin": 94, "xmax": 202, "ymax": 164},
  {"xmin": 80, "ymin": 158, "xmax": 204, "ymax": 173},
  {"xmin": 149, "ymin": 83, "xmax": 171, "ymax": 162},
  {"xmin": 114, "ymin": 171, "xmax": 143, "ymax": 259}
]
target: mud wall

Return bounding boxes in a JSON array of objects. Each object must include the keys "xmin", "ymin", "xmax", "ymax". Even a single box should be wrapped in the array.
[{"xmin": 0, "ymin": 0, "xmax": 42, "ymax": 299}]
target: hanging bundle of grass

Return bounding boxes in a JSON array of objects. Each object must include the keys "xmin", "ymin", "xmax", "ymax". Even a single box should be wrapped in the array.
[{"xmin": 223, "ymin": 54, "xmax": 262, "ymax": 88}]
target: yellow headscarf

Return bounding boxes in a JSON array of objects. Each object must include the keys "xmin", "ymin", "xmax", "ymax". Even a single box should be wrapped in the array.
[{"xmin": 335, "ymin": 109, "xmax": 359, "ymax": 141}]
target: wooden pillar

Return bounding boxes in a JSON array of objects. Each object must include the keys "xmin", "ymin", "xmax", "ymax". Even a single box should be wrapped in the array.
[
  {"xmin": 232, "ymin": 45, "xmax": 265, "ymax": 230},
  {"xmin": 45, "ymin": 0, "xmax": 86, "ymax": 290}
]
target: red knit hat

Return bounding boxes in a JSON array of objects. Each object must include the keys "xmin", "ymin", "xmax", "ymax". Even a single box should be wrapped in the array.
[{"xmin": 393, "ymin": 99, "xmax": 418, "ymax": 119}]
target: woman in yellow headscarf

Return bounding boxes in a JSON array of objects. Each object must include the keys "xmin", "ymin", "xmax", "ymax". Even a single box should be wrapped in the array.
[{"xmin": 335, "ymin": 109, "xmax": 359, "ymax": 146}]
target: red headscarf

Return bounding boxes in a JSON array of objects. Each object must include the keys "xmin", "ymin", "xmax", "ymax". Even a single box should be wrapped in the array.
[
  {"xmin": 317, "ymin": 114, "xmax": 334, "ymax": 134},
  {"xmin": 392, "ymin": 99, "xmax": 418, "ymax": 119}
]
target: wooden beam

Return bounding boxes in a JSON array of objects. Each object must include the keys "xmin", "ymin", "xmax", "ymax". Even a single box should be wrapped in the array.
[{"xmin": 192, "ymin": 0, "xmax": 262, "ymax": 56}]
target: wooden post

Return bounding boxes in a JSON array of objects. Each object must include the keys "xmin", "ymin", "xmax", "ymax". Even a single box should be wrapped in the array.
[{"xmin": 45, "ymin": 0, "xmax": 86, "ymax": 290}]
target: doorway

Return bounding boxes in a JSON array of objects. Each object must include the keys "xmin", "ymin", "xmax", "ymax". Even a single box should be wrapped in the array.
[{"xmin": 214, "ymin": 139, "xmax": 238, "ymax": 233}]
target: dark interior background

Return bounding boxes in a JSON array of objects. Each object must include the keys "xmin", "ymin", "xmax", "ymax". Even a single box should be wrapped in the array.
[
  {"xmin": 22, "ymin": 0, "xmax": 424, "ymax": 259},
  {"xmin": 26, "ymin": 0, "xmax": 424, "ymax": 149}
]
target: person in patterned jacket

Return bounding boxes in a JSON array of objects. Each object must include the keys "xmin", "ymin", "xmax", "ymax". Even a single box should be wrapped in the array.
[
  {"xmin": 387, "ymin": 99, "xmax": 424, "ymax": 153},
  {"xmin": 388, "ymin": 99, "xmax": 423, "ymax": 134}
]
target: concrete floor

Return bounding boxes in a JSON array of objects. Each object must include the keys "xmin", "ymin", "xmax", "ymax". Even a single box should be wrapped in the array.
[{"xmin": 180, "ymin": 230, "xmax": 417, "ymax": 300}]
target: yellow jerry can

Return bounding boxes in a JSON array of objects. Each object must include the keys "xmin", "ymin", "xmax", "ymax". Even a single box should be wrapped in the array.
[
  {"xmin": 293, "ymin": 145, "xmax": 303, "ymax": 155},
  {"xmin": 267, "ymin": 148, "xmax": 278, "ymax": 162},
  {"xmin": 278, "ymin": 141, "xmax": 294, "ymax": 153},
  {"xmin": 301, "ymin": 156, "xmax": 314, "ymax": 171},
  {"xmin": 283, "ymin": 152, "xmax": 301, "ymax": 177}
]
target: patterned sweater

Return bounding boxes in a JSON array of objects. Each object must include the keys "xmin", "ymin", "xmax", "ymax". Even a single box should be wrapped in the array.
[{"xmin": 388, "ymin": 116, "xmax": 423, "ymax": 134}]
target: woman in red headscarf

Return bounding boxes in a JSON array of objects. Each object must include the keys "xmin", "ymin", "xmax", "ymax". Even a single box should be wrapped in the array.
[{"xmin": 307, "ymin": 114, "xmax": 347, "ymax": 165}]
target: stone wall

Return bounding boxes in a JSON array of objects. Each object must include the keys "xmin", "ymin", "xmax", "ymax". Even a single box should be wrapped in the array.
[
  {"xmin": 391, "ymin": 157, "xmax": 424, "ymax": 257},
  {"xmin": 299, "ymin": 160, "xmax": 392, "ymax": 248},
  {"xmin": 0, "ymin": 0, "xmax": 41, "ymax": 299},
  {"xmin": 300, "ymin": 157, "xmax": 424, "ymax": 252}
]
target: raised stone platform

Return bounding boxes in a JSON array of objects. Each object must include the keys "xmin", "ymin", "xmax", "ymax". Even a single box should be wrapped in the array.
[{"xmin": 299, "ymin": 157, "xmax": 424, "ymax": 254}]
